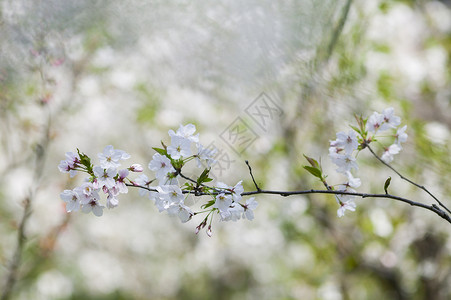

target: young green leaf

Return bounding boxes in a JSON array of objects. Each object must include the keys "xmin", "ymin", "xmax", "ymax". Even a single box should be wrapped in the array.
[
  {"xmin": 384, "ymin": 176, "xmax": 391, "ymax": 194},
  {"xmin": 303, "ymin": 154, "xmax": 319, "ymax": 168},
  {"xmin": 303, "ymin": 166, "xmax": 323, "ymax": 179},
  {"xmin": 201, "ymin": 199, "xmax": 215, "ymax": 209},
  {"xmin": 349, "ymin": 125, "xmax": 361, "ymax": 135},
  {"xmin": 152, "ymin": 147, "xmax": 167, "ymax": 155},
  {"xmin": 77, "ymin": 148, "xmax": 93, "ymax": 174},
  {"xmin": 197, "ymin": 168, "xmax": 211, "ymax": 185}
]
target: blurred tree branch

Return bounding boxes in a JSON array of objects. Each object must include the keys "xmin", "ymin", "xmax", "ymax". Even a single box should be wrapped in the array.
[
  {"xmin": 323, "ymin": 0, "xmax": 353, "ymax": 63},
  {"xmin": 1, "ymin": 109, "xmax": 50, "ymax": 300}
]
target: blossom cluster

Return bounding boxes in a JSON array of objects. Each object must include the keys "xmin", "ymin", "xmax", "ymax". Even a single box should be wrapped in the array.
[
  {"xmin": 327, "ymin": 107, "xmax": 408, "ymax": 217},
  {"xmin": 329, "ymin": 130, "xmax": 360, "ymax": 217},
  {"xmin": 59, "ymin": 146, "xmax": 140, "ymax": 216},
  {"xmin": 59, "ymin": 109, "xmax": 407, "ymax": 232},
  {"xmin": 58, "ymin": 124, "xmax": 258, "ymax": 236},
  {"xmin": 367, "ymin": 108, "xmax": 408, "ymax": 163},
  {"xmin": 132, "ymin": 124, "xmax": 258, "ymax": 229}
]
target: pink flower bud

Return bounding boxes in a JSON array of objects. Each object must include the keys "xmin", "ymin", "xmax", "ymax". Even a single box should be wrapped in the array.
[
  {"xmin": 206, "ymin": 225, "xmax": 212, "ymax": 237},
  {"xmin": 129, "ymin": 164, "xmax": 143, "ymax": 172}
]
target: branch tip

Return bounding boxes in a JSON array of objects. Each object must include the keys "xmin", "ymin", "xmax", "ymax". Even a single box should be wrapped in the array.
[{"xmin": 245, "ymin": 160, "xmax": 261, "ymax": 192}]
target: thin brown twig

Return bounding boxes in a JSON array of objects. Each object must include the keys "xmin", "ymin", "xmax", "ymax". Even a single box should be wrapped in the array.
[
  {"xmin": 245, "ymin": 160, "xmax": 261, "ymax": 192},
  {"xmin": 367, "ymin": 145, "xmax": 451, "ymax": 215},
  {"xmin": 178, "ymin": 172, "xmax": 200, "ymax": 186},
  {"xmin": 126, "ymin": 184, "xmax": 451, "ymax": 224}
]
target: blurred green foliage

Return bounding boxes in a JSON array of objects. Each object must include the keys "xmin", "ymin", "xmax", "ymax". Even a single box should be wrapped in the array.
[{"xmin": 135, "ymin": 84, "xmax": 161, "ymax": 125}]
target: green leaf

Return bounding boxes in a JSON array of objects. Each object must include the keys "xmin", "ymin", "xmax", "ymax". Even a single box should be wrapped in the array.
[
  {"xmin": 183, "ymin": 182, "xmax": 193, "ymax": 189},
  {"xmin": 384, "ymin": 176, "xmax": 391, "ymax": 194},
  {"xmin": 77, "ymin": 148, "xmax": 92, "ymax": 173},
  {"xmin": 201, "ymin": 200, "xmax": 215, "ymax": 209},
  {"xmin": 197, "ymin": 168, "xmax": 212, "ymax": 185},
  {"xmin": 303, "ymin": 154, "xmax": 319, "ymax": 168},
  {"xmin": 349, "ymin": 125, "xmax": 360, "ymax": 135},
  {"xmin": 303, "ymin": 166, "xmax": 323, "ymax": 179},
  {"xmin": 152, "ymin": 147, "xmax": 166, "ymax": 155}
]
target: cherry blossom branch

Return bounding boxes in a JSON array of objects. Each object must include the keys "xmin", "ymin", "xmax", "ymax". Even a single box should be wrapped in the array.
[
  {"xmin": 126, "ymin": 183, "xmax": 451, "ymax": 224},
  {"xmin": 366, "ymin": 145, "xmax": 451, "ymax": 215},
  {"xmin": 60, "ymin": 109, "xmax": 451, "ymax": 235},
  {"xmin": 177, "ymin": 171, "xmax": 222, "ymax": 195},
  {"xmin": 244, "ymin": 190, "xmax": 451, "ymax": 223}
]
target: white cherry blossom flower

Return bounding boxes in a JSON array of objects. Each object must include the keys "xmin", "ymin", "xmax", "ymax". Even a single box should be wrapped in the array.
[
  {"xmin": 337, "ymin": 200, "xmax": 356, "ymax": 217},
  {"xmin": 220, "ymin": 202, "xmax": 244, "ymax": 222},
  {"xmin": 395, "ymin": 125, "xmax": 408, "ymax": 147},
  {"xmin": 153, "ymin": 193, "xmax": 170, "ymax": 212},
  {"xmin": 93, "ymin": 166, "xmax": 117, "ymax": 189},
  {"xmin": 167, "ymin": 136, "xmax": 192, "ymax": 159},
  {"xmin": 216, "ymin": 180, "xmax": 244, "ymax": 202},
  {"xmin": 379, "ymin": 107, "xmax": 401, "ymax": 131},
  {"xmin": 76, "ymin": 182, "xmax": 100, "ymax": 205},
  {"xmin": 167, "ymin": 201, "xmax": 193, "ymax": 223},
  {"xmin": 81, "ymin": 199, "xmax": 105, "ymax": 217},
  {"xmin": 169, "ymin": 123, "xmax": 199, "ymax": 143},
  {"xmin": 345, "ymin": 171, "xmax": 361, "ymax": 188},
  {"xmin": 157, "ymin": 185, "xmax": 184, "ymax": 205},
  {"xmin": 333, "ymin": 130, "xmax": 359, "ymax": 155},
  {"xmin": 335, "ymin": 184, "xmax": 357, "ymax": 203},
  {"xmin": 242, "ymin": 197, "xmax": 258, "ymax": 220},
  {"xmin": 60, "ymin": 189, "xmax": 80, "ymax": 212},
  {"xmin": 58, "ymin": 160, "xmax": 77, "ymax": 177},
  {"xmin": 219, "ymin": 210, "xmax": 232, "ymax": 221},
  {"xmin": 381, "ymin": 144, "xmax": 401, "ymax": 163},
  {"xmin": 331, "ymin": 154, "xmax": 358, "ymax": 173},
  {"xmin": 329, "ymin": 146, "xmax": 343, "ymax": 158},
  {"xmin": 195, "ymin": 143, "xmax": 217, "ymax": 168},
  {"xmin": 367, "ymin": 112, "xmax": 384, "ymax": 133},
  {"xmin": 98, "ymin": 145, "xmax": 130, "ymax": 169},
  {"xmin": 106, "ymin": 188, "xmax": 119, "ymax": 209},
  {"xmin": 115, "ymin": 169, "xmax": 129, "ymax": 194},
  {"xmin": 157, "ymin": 172, "xmax": 179, "ymax": 186},
  {"xmin": 213, "ymin": 193, "xmax": 233, "ymax": 213},
  {"xmin": 133, "ymin": 174, "xmax": 152, "ymax": 197},
  {"xmin": 148, "ymin": 153, "xmax": 175, "ymax": 179},
  {"xmin": 65, "ymin": 151, "xmax": 80, "ymax": 165},
  {"xmin": 58, "ymin": 151, "xmax": 80, "ymax": 177}
]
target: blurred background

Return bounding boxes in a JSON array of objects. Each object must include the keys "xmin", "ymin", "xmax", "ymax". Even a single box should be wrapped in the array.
[{"xmin": 1, "ymin": 0, "xmax": 451, "ymax": 299}]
